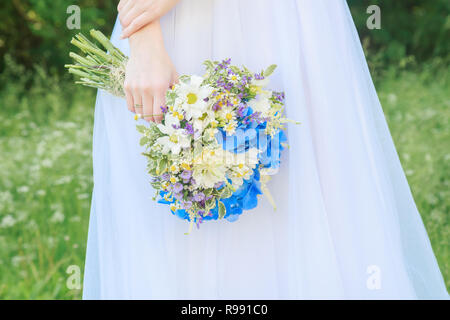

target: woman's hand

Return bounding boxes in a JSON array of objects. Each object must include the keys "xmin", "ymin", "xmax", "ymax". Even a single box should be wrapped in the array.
[
  {"xmin": 124, "ymin": 21, "xmax": 178, "ymax": 122},
  {"xmin": 118, "ymin": 0, "xmax": 180, "ymax": 39}
]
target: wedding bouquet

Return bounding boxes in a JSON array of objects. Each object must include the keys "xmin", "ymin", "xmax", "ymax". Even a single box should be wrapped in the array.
[{"xmin": 66, "ymin": 30, "xmax": 296, "ymax": 233}]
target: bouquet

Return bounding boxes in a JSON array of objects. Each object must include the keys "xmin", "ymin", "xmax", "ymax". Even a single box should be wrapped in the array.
[{"xmin": 66, "ymin": 30, "xmax": 296, "ymax": 233}]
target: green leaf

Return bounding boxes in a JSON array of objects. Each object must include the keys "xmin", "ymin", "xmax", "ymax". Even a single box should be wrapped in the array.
[
  {"xmin": 158, "ymin": 158, "xmax": 168, "ymax": 174},
  {"xmin": 218, "ymin": 201, "xmax": 226, "ymax": 219},
  {"xmin": 263, "ymin": 64, "xmax": 277, "ymax": 77},
  {"xmin": 219, "ymin": 187, "xmax": 233, "ymax": 199},
  {"xmin": 139, "ymin": 136, "xmax": 149, "ymax": 146},
  {"xmin": 136, "ymin": 125, "xmax": 147, "ymax": 134}
]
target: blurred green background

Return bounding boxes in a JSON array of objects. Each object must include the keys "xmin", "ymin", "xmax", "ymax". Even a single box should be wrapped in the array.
[{"xmin": 0, "ymin": 0, "xmax": 448, "ymax": 299}]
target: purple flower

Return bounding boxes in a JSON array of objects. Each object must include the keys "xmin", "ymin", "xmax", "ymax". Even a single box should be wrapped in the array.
[
  {"xmin": 173, "ymin": 192, "xmax": 184, "ymax": 200},
  {"xmin": 173, "ymin": 182, "xmax": 183, "ymax": 193},
  {"xmin": 160, "ymin": 105, "xmax": 168, "ymax": 113},
  {"xmin": 161, "ymin": 173, "xmax": 170, "ymax": 181},
  {"xmin": 185, "ymin": 122, "xmax": 194, "ymax": 135},
  {"xmin": 196, "ymin": 216, "xmax": 203, "ymax": 229},
  {"xmin": 182, "ymin": 201, "xmax": 193, "ymax": 210},
  {"xmin": 193, "ymin": 192, "xmax": 205, "ymax": 202},
  {"xmin": 254, "ymin": 73, "xmax": 265, "ymax": 80},
  {"xmin": 237, "ymin": 104, "xmax": 248, "ymax": 118},
  {"xmin": 180, "ymin": 170, "xmax": 192, "ymax": 180}
]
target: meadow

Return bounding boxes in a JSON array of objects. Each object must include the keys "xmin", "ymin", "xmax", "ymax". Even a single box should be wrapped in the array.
[{"xmin": 0, "ymin": 58, "xmax": 448, "ymax": 299}]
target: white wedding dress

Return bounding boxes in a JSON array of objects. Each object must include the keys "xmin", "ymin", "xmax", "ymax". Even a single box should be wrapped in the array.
[{"xmin": 82, "ymin": 0, "xmax": 448, "ymax": 299}]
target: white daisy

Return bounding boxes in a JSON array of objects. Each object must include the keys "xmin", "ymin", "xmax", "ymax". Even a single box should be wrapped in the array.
[
  {"xmin": 176, "ymin": 75, "xmax": 213, "ymax": 120},
  {"xmin": 156, "ymin": 114, "xmax": 191, "ymax": 155}
]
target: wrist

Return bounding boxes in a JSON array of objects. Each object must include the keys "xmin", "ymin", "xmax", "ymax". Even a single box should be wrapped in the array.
[{"xmin": 129, "ymin": 20, "xmax": 165, "ymax": 57}]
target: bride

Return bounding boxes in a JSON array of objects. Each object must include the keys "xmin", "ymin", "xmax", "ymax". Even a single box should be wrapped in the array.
[{"xmin": 82, "ymin": 0, "xmax": 448, "ymax": 299}]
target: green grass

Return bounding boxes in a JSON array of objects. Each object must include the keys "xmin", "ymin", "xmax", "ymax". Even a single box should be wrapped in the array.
[
  {"xmin": 0, "ymin": 60, "xmax": 95, "ymax": 299},
  {"xmin": 378, "ymin": 65, "xmax": 450, "ymax": 289},
  {"xmin": 0, "ymin": 62, "xmax": 448, "ymax": 299}
]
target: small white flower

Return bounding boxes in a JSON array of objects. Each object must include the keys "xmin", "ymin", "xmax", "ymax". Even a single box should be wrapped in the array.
[
  {"xmin": 1, "ymin": 215, "xmax": 16, "ymax": 228},
  {"xmin": 251, "ymin": 90, "xmax": 272, "ymax": 115},
  {"xmin": 77, "ymin": 193, "xmax": 90, "ymax": 200},
  {"xmin": 156, "ymin": 114, "xmax": 191, "ymax": 155},
  {"xmin": 50, "ymin": 211, "xmax": 65, "ymax": 223},
  {"xmin": 17, "ymin": 186, "xmax": 29, "ymax": 193}
]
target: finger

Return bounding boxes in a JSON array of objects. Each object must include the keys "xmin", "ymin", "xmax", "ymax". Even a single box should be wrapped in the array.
[
  {"xmin": 118, "ymin": 0, "xmax": 134, "ymax": 26},
  {"xmin": 121, "ymin": 5, "xmax": 144, "ymax": 29},
  {"xmin": 133, "ymin": 89, "xmax": 143, "ymax": 118},
  {"xmin": 142, "ymin": 91, "xmax": 154, "ymax": 122},
  {"xmin": 171, "ymin": 71, "xmax": 180, "ymax": 86},
  {"xmin": 124, "ymin": 84, "xmax": 135, "ymax": 113},
  {"xmin": 153, "ymin": 93, "xmax": 165, "ymax": 123},
  {"xmin": 120, "ymin": 12, "xmax": 152, "ymax": 39},
  {"xmin": 117, "ymin": 0, "xmax": 128, "ymax": 12}
]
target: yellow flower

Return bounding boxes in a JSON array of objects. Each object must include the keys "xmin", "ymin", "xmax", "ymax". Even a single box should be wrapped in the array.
[
  {"xmin": 170, "ymin": 177, "xmax": 177, "ymax": 183},
  {"xmin": 181, "ymin": 163, "xmax": 191, "ymax": 170},
  {"xmin": 226, "ymin": 112, "xmax": 233, "ymax": 121},
  {"xmin": 187, "ymin": 92, "xmax": 198, "ymax": 104}
]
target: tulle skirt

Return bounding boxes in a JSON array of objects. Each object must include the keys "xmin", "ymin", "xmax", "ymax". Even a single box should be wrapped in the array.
[{"xmin": 82, "ymin": 0, "xmax": 448, "ymax": 299}]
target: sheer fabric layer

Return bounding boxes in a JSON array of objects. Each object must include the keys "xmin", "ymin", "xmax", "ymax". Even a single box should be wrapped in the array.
[{"xmin": 82, "ymin": 0, "xmax": 448, "ymax": 299}]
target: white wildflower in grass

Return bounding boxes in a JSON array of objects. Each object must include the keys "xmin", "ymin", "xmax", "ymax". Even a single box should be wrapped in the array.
[
  {"xmin": 50, "ymin": 211, "xmax": 65, "ymax": 223},
  {"xmin": 1, "ymin": 215, "xmax": 16, "ymax": 228},
  {"xmin": 77, "ymin": 193, "xmax": 90, "ymax": 200},
  {"xmin": 11, "ymin": 256, "xmax": 25, "ymax": 267},
  {"xmin": 17, "ymin": 186, "xmax": 30, "ymax": 193},
  {"xmin": 0, "ymin": 191, "xmax": 13, "ymax": 211},
  {"xmin": 70, "ymin": 216, "xmax": 81, "ymax": 223},
  {"xmin": 42, "ymin": 159, "xmax": 53, "ymax": 168},
  {"xmin": 54, "ymin": 176, "xmax": 72, "ymax": 185}
]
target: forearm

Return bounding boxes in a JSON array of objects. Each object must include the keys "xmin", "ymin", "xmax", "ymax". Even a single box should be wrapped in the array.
[
  {"xmin": 118, "ymin": 0, "xmax": 180, "ymax": 39},
  {"xmin": 128, "ymin": 20, "xmax": 165, "ymax": 57}
]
